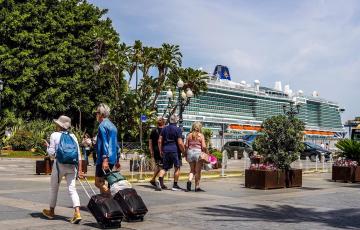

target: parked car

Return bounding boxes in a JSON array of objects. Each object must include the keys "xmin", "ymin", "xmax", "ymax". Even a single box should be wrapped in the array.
[
  {"xmin": 221, "ymin": 140, "xmax": 254, "ymax": 159},
  {"xmin": 300, "ymin": 142, "xmax": 331, "ymax": 162}
]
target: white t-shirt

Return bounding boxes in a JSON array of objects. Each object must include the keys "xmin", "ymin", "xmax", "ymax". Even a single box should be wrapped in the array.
[{"xmin": 47, "ymin": 131, "xmax": 82, "ymax": 161}]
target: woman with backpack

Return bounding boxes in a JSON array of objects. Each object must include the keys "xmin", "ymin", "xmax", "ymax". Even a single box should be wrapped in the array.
[
  {"xmin": 184, "ymin": 121, "xmax": 207, "ymax": 192},
  {"xmin": 42, "ymin": 115, "xmax": 84, "ymax": 224}
]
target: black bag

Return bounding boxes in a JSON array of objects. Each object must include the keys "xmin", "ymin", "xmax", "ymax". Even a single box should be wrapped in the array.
[
  {"xmin": 113, "ymin": 188, "xmax": 148, "ymax": 221},
  {"xmin": 79, "ymin": 178, "xmax": 123, "ymax": 228}
]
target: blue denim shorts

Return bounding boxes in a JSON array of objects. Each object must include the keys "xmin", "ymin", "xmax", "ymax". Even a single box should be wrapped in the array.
[{"xmin": 163, "ymin": 152, "xmax": 180, "ymax": 171}]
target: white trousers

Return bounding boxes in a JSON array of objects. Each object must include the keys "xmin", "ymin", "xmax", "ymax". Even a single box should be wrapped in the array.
[{"xmin": 49, "ymin": 160, "xmax": 80, "ymax": 208}]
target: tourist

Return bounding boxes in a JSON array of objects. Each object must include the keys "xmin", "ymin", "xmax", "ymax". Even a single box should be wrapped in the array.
[
  {"xmin": 157, "ymin": 114, "xmax": 185, "ymax": 191},
  {"xmin": 148, "ymin": 116, "xmax": 165, "ymax": 190},
  {"xmin": 42, "ymin": 115, "xmax": 83, "ymax": 224},
  {"xmin": 81, "ymin": 133, "xmax": 92, "ymax": 166},
  {"xmin": 185, "ymin": 121, "xmax": 207, "ymax": 192},
  {"xmin": 94, "ymin": 103, "xmax": 120, "ymax": 194}
]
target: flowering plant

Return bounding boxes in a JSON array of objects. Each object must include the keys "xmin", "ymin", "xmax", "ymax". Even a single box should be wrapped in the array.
[
  {"xmin": 333, "ymin": 159, "xmax": 358, "ymax": 167},
  {"xmin": 249, "ymin": 163, "xmax": 277, "ymax": 170}
]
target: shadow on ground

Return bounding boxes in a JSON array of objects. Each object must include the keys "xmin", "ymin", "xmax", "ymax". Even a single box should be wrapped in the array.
[
  {"xmin": 30, "ymin": 212, "xmax": 69, "ymax": 222},
  {"xmin": 198, "ymin": 204, "xmax": 360, "ymax": 229}
]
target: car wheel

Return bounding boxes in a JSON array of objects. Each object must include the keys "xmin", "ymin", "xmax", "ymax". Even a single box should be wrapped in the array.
[{"xmin": 310, "ymin": 154, "xmax": 317, "ymax": 162}]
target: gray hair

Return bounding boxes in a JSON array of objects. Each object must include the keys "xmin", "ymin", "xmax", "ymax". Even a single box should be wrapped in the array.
[
  {"xmin": 169, "ymin": 114, "xmax": 178, "ymax": 124},
  {"xmin": 96, "ymin": 103, "xmax": 111, "ymax": 118}
]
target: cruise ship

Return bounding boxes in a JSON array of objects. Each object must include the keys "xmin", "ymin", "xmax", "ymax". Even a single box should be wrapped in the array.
[{"xmin": 156, "ymin": 65, "xmax": 345, "ymax": 141}]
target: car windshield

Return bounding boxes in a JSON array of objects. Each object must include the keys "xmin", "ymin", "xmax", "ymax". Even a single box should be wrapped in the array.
[{"xmin": 305, "ymin": 142, "xmax": 322, "ymax": 149}]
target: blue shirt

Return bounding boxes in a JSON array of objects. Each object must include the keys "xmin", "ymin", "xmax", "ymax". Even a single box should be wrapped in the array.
[
  {"xmin": 96, "ymin": 118, "xmax": 119, "ymax": 165},
  {"xmin": 160, "ymin": 123, "xmax": 182, "ymax": 153}
]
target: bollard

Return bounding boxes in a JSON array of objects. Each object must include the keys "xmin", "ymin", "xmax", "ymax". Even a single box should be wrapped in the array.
[
  {"xmin": 298, "ymin": 156, "xmax": 303, "ymax": 169},
  {"xmin": 315, "ymin": 155, "xmax": 319, "ymax": 171},
  {"xmin": 234, "ymin": 151, "xmax": 238, "ymax": 160},
  {"xmin": 321, "ymin": 153, "xmax": 325, "ymax": 172},
  {"xmin": 221, "ymin": 150, "xmax": 227, "ymax": 177},
  {"xmin": 305, "ymin": 156, "xmax": 309, "ymax": 172}
]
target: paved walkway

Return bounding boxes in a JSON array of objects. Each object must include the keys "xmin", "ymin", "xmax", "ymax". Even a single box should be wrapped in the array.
[{"xmin": 0, "ymin": 158, "xmax": 359, "ymax": 229}]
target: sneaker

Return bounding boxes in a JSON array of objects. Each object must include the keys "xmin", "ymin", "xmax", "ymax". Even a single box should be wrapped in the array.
[
  {"xmin": 70, "ymin": 212, "xmax": 82, "ymax": 224},
  {"xmin": 155, "ymin": 181, "xmax": 162, "ymax": 191},
  {"xmin": 149, "ymin": 180, "xmax": 157, "ymax": 187},
  {"xmin": 195, "ymin": 188, "xmax": 205, "ymax": 192},
  {"xmin": 42, "ymin": 209, "xmax": 54, "ymax": 219},
  {"xmin": 172, "ymin": 184, "xmax": 182, "ymax": 191},
  {"xmin": 161, "ymin": 184, "xmax": 168, "ymax": 190},
  {"xmin": 186, "ymin": 181, "xmax": 191, "ymax": 192}
]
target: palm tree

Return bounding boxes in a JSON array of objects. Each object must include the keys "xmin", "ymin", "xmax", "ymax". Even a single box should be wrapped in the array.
[
  {"xmin": 167, "ymin": 67, "xmax": 208, "ymax": 97},
  {"xmin": 127, "ymin": 40, "xmax": 143, "ymax": 90},
  {"xmin": 151, "ymin": 43, "xmax": 182, "ymax": 109}
]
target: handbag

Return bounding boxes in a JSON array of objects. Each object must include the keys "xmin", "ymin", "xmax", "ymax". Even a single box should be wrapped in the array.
[
  {"xmin": 105, "ymin": 171, "xmax": 126, "ymax": 186},
  {"xmin": 200, "ymin": 152, "xmax": 210, "ymax": 164}
]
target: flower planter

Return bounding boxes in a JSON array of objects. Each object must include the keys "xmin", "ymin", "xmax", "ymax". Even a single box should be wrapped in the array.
[
  {"xmin": 36, "ymin": 159, "xmax": 87, "ymax": 175},
  {"xmin": 285, "ymin": 169, "xmax": 302, "ymax": 187},
  {"xmin": 36, "ymin": 158, "xmax": 53, "ymax": 175},
  {"xmin": 245, "ymin": 169, "xmax": 302, "ymax": 189},
  {"xmin": 332, "ymin": 166, "xmax": 360, "ymax": 182},
  {"xmin": 212, "ymin": 162, "xmax": 222, "ymax": 169}
]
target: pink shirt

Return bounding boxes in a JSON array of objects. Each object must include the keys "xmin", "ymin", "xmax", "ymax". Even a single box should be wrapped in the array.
[{"xmin": 187, "ymin": 135, "xmax": 202, "ymax": 150}]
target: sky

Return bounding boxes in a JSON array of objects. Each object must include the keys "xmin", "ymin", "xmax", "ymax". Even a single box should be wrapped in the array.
[{"xmin": 88, "ymin": 0, "xmax": 360, "ymax": 122}]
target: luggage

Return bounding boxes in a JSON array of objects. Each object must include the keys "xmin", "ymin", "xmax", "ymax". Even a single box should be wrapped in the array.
[
  {"xmin": 79, "ymin": 178, "xmax": 123, "ymax": 228},
  {"xmin": 113, "ymin": 188, "xmax": 148, "ymax": 221}
]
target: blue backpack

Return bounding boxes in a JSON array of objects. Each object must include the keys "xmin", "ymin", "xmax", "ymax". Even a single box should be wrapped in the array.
[{"xmin": 56, "ymin": 132, "xmax": 79, "ymax": 165}]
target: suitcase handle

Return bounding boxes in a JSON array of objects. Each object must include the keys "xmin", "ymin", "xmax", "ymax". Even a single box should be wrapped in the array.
[{"xmin": 78, "ymin": 177, "xmax": 96, "ymax": 199}]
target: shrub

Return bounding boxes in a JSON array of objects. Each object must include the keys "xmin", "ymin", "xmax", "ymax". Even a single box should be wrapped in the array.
[
  {"xmin": 253, "ymin": 115, "xmax": 305, "ymax": 170},
  {"xmin": 335, "ymin": 139, "xmax": 360, "ymax": 163},
  {"xmin": 7, "ymin": 130, "xmax": 33, "ymax": 150}
]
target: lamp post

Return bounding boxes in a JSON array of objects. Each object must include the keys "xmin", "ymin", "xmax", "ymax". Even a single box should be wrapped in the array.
[
  {"xmin": 283, "ymin": 101, "xmax": 300, "ymax": 118},
  {"xmin": 164, "ymin": 79, "xmax": 193, "ymax": 129}
]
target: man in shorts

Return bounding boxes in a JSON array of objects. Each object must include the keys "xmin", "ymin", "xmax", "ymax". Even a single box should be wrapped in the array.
[
  {"xmin": 157, "ymin": 114, "xmax": 185, "ymax": 191},
  {"xmin": 148, "ymin": 117, "xmax": 165, "ymax": 189}
]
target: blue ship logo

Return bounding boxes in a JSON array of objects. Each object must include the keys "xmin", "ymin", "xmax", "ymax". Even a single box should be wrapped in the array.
[{"xmin": 213, "ymin": 65, "xmax": 231, "ymax": 81}]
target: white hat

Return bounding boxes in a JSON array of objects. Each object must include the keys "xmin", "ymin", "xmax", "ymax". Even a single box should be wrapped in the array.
[{"xmin": 53, "ymin": 115, "xmax": 71, "ymax": 130}]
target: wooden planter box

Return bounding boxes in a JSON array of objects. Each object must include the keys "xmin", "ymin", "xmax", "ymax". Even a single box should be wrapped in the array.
[
  {"xmin": 36, "ymin": 158, "xmax": 54, "ymax": 175},
  {"xmin": 245, "ymin": 169, "xmax": 302, "ymax": 189},
  {"xmin": 36, "ymin": 159, "xmax": 87, "ymax": 175},
  {"xmin": 285, "ymin": 169, "xmax": 302, "ymax": 187},
  {"xmin": 332, "ymin": 166, "xmax": 360, "ymax": 182}
]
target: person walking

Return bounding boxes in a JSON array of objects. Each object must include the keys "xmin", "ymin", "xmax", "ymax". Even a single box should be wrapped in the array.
[
  {"xmin": 185, "ymin": 122, "xmax": 207, "ymax": 192},
  {"xmin": 148, "ymin": 117, "xmax": 165, "ymax": 189},
  {"xmin": 157, "ymin": 114, "xmax": 185, "ymax": 191},
  {"xmin": 94, "ymin": 103, "xmax": 120, "ymax": 194},
  {"xmin": 81, "ymin": 133, "xmax": 92, "ymax": 166},
  {"xmin": 42, "ymin": 115, "xmax": 84, "ymax": 224}
]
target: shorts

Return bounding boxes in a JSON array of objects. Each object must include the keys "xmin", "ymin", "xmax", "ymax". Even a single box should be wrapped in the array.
[
  {"xmin": 95, "ymin": 163, "xmax": 114, "ymax": 177},
  {"xmin": 163, "ymin": 152, "xmax": 180, "ymax": 171},
  {"xmin": 187, "ymin": 149, "xmax": 201, "ymax": 162},
  {"xmin": 154, "ymin": 158, "xmax": 163, "ymax": 168}
]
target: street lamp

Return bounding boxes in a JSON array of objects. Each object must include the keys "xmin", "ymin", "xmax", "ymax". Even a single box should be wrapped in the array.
[
  {"xmin": 283, "ymin": 101, "xmax": 300, "ymax": 118},
  {"xmin": 163, "ymin": 79, "xmax": 193, "ymax": 129}
]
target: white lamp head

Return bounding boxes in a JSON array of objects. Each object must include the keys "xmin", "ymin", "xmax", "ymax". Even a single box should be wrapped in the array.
[
  {"xmin": 177, "ymin": 79, "xmax": 184, "ymax": 88},
  {"xmin": 166, "ymin": 89, "xmax": 173, "ymax": 99},
  {"xmin": 186, "ymin": 88, "xmax": 193, "ymax": 98}
]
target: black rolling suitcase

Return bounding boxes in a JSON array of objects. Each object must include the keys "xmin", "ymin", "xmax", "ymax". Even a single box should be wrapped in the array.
[
  {"xmin": 113, "ymin": 188, "xmax": 148, "ymax": 221},
  {"xmin": 79, "ymin": 178, "xmax": 123, "ymax": 228}
]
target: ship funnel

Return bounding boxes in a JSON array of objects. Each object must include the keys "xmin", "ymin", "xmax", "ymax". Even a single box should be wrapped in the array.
[
  {"xmin": 254, "ymin": 80, "xmax": 260, "ymax": 91},
  {"xmin": 241, "ymin": 80, "xmax": 246, "ymax": 85},
  {"xmin": 284, "ymin": 84, "xmax": 290, "ymax": 94},
  {"xmin": 298, "ymin": 90, "xmax": 303, "ymax": 96},
  {"xmin": 312, "ymin": 91, "xmax": 319, "ymax": 97},
  {"xmin": 274, "ymin": 81, "xmax": 282, "ymax": 91}
]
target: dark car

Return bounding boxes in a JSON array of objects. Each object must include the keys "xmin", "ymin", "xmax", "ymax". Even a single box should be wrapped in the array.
[
  {"xmin": 221, "ymin": 140, "xmax": 254, "ymax": 159},
  {"xmin": 300, "ymin": 142, "xmax": 331, "ymax": 162}
]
